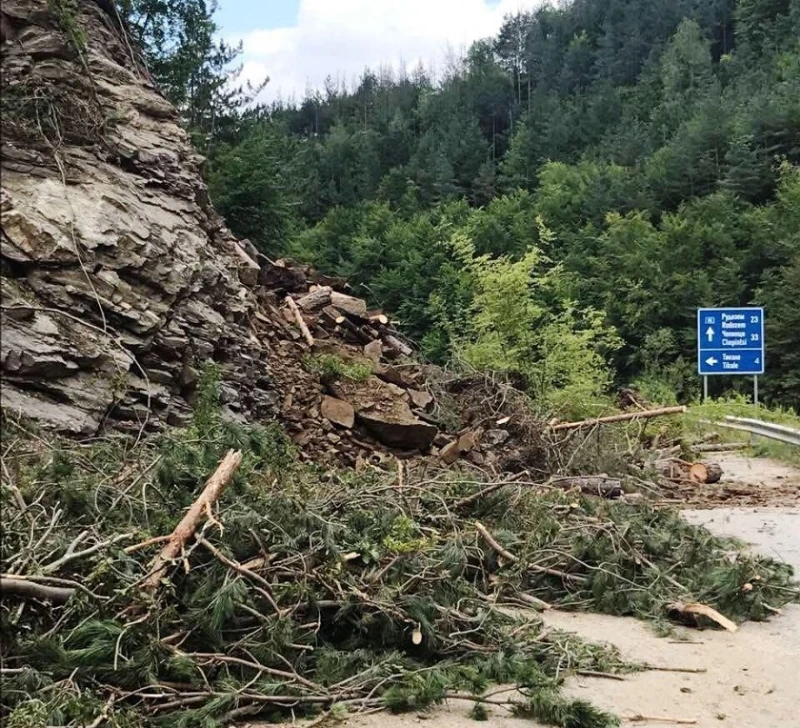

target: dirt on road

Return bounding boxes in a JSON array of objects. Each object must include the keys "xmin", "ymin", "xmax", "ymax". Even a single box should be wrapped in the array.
[{"xmin": 658, "ymin": 452, "xmax": 800, "ymax": 509}]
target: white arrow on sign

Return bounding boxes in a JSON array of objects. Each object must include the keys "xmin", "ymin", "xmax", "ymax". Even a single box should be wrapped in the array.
[
  {"xmin": 705, "ymin": 326, "xmax": 715, "ymax": 342},
  {"xmin": 705, "ymin": 357, "xmax": 719, "ymax": 367}
]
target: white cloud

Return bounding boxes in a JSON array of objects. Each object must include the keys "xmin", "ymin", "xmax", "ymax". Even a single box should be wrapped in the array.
[{"xmin": 233, "ymin": 0, "xmax": 543, "ymax": 103}]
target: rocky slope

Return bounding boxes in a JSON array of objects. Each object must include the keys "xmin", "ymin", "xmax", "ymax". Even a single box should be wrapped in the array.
[
  {"xmin": 1, "ymin": 0, "xmax": 282, "ymax": 433},
  {"xmin": 0, "ymin": 0, "xmax": 554, "ymax": 476}
]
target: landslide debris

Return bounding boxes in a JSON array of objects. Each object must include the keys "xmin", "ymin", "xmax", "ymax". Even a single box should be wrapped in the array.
[{"xmin": 1, "ymin": 400, "xmax": 796, "ymax": 728}]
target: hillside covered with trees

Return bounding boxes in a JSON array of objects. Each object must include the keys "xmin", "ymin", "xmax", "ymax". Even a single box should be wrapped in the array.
[{"xmin": 124, "ymin": 0, "xmax": 800, "ymax": 412}]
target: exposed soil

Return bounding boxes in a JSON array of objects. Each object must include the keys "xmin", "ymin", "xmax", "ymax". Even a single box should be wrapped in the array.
[{"xmin": 657, "ymin": 452, "xmax": 800, "ymax": 509}]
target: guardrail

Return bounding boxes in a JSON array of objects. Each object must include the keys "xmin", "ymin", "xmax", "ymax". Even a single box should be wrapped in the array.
[{"xmin": 712, "ymin": 416, "xmax": 800, "ymax": 447}]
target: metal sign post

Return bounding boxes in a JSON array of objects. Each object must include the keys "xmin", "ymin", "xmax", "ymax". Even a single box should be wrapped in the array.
[{"xmin": 697, "ymin": 307, "xmax": 764, "ymax": 404}]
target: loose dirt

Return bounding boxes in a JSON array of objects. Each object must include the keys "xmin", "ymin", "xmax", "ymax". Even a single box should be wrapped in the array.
[
  {"xmin": 338, "ymin": 453, "xmax": 800, "ymax": 728},
  {"xmin": 657, "ymin": 452, "xmax": 800, "ymax": 509}
]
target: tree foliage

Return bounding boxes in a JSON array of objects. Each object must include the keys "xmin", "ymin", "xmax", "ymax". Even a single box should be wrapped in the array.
[{"xmin": 135, "ymin": 0, "xmax": 800, "ymax": 408}]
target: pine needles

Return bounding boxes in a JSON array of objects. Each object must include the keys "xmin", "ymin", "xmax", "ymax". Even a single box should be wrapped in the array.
[{"xmin": 1, "ymin": 405, "xmax": 797, "ymax": 728}]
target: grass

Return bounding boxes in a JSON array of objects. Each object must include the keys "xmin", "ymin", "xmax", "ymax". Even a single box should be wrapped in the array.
[
  {"xmin": 684, "ymin": 394, "xmax": 800, "ymax": 466},
  {"xmin": 304, "ymin": 353, "xmax": 373, "ymax": 385}
]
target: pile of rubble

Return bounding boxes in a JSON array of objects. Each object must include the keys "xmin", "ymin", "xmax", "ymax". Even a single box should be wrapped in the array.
[{"xmin": 243, "ymin": 254, "xmax": 546, "ymax": 472}]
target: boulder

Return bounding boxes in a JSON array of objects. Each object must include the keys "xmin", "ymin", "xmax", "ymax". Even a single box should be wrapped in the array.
[
  {"xmin": 357, "ymin": 411, "xmax": 437, "ymax": 451},
  {"xmin": 364, "ymin": 340, "xmax": 383, "ymax": 366},
  {"xmin": 321, "ymin": 396, "xmax": 355, "ymax": 429}
]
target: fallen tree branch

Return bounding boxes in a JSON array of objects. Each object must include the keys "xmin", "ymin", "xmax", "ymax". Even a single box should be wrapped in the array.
[
  {"xmin": 42, "ymin": 532, "xmax": 135, "ymax": 575},
  {"xmin": 575, "ymin": 669, "xmax": 626, "ymax": 681},
  {"xmin": 142, "ymin": 450, "xmax": 242, "ymax": 592},
  {"xmin": 195, "ymin": 535, "xmax": 282, "ymax": 614},
  {"xmin": 547, "ymin": 475, "xmax": 622, "ymax": 499},
  {"xmin": 550, "ymin": 406, "xmax": 687, "ymax": 432},
  {"xmin": 0, "ymin": 576, "xmax": 75, "ymax": 603},
  {"xmin": 474, "ymin": 521, "xmax": 585, "ymax": 582},
  {"xmin": 643, "ymin": 665, "xmax": 707, "ymax": 674}
]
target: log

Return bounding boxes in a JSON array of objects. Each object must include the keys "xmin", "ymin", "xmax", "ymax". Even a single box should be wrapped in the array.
[
  {"xmin": 296, "ymin": 286, "xmax": 332, "ymax": 312},
  {"xmin": 550, "ymin": 405, "xmax": 687, "ymax": 432},
  {"xmin": 320, "ymin": 305, "xmax": 346, "ymax": 328},
  {"xmin": 336, "ymin": 315, "xmax": 373, "ymax": 345},
  {"xmin": 655, "ymin": 458, "xmax": 690, "ymax": 481},
  {"xmin": 692, "ymin": 442, "xmax": 747, "ymax": 453},
  {"xmin": 689, "ymin": 461, "xmax": 723, "ymax": 484},
  {"xmin": 381, "ymin": 333, "xmax": 413, "ymax": 358},
  {"xmin": 657, "ymin": 458, "xmax": 722, "ymax": 484},
  {"xmin": 547, "ymin": 476, "xmax": 623, "ymax": 499},
  {"xmin": 367, "ymin": 312, "xmax": 389, "ymax": 325},
  {"xmin": 285, "ymin": 296, "xmax": 315, "ymax": 346},
  {"xmin": 142, "ymin": 450, "xmax": 242, "ymax": 592},
  {"xmin": 330, "ymin": 292, "xmax": 368, "ymax": 318},
  {"xmin": 0, "ymin": 576, "xmax": 74, "ymax": 603}
]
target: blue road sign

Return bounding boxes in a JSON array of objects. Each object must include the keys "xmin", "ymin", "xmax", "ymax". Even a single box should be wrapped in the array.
[{"xmin": 697, "ymin": 307, "xmax": 764, "ymax": 375}]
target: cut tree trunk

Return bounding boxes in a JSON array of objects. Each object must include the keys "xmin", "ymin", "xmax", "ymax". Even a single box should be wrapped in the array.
[
  {"xmin": 548, "ymin": 476, "xmax": 623, "ymax": 499},
  {"xmin": 689, "ymin": 461, "xmax": 723, "ymax": 484},
  {"xmin": 367, "ymin": 312, "xmax": 389, "ymax": 325},
  {"xmin": 320, "ymin": 305, "xmax": 346, "ymax": 328},
  {"xmin": 296, "ymin": 286, "xmax": 332, "ymax": 311},
  {"xmin": 655, "ymin": 458, "xmax": 689, "ymax": 481},
  {"xmin": 656, "ymin": 458, "xmax": 723, "ymax": 484},
  {"xmin": 142, "ymin": 450, "xmax": 242, "ymax": 592},
  {"xmin": 381, "ymin": 333, "xmax": 413, "ymax": 358}
]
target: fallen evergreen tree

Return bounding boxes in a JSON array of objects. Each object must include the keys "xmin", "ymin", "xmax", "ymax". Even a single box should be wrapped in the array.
[{"xmin": 1, "ymin": 380, "xmax": 797, "ymax": 728}]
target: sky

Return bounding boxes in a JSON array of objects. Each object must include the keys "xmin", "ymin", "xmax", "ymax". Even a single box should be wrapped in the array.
[{"xmin": 215, "ymin": 0, "xmax": 543, "ymax": 104}]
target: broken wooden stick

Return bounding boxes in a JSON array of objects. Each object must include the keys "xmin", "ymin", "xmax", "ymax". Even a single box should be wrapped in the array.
[
  {"xmin": 142, "ymin": 450, "xmax": 242, "ymax": 592},
  {"xmin": 516, "ymin": 592, "xmax": 553, "ymax": 611},
  {"xmin": 285, "ymin": 295, "xmax": 315, "ymax": 346},
  {"xmin": 626, "ymin": 715, "xmax": 697, "ymax": 725},
  {"xmin": 575, "ymin": 669, "xmax": 626, "ymax": 681},
  {"xmin": 550, "ymin": 406, "xmax": 687, "ymax": 432},
  {"xmin": 667, "ymin": 602, "xmax": 738, "ymax": 632}
]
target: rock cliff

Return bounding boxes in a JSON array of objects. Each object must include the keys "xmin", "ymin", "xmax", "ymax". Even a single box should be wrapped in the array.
[
  {"xmin": 1, "ymin": 0, "xmax": 279, "ymax": 433},
  {"xmin": 0, "ymin": 0, "xmax": 546, "ymax": 477}
]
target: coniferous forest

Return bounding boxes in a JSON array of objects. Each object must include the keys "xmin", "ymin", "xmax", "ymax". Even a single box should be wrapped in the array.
[{"xmin": 124, "ymin": 0, "xmax": 800, "ymax": 412}]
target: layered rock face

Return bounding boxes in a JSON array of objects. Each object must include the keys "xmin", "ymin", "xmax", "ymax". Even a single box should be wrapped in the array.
[{"xmin": 1, "ymin": 0, "xmax": 279, "ymax": 433}]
